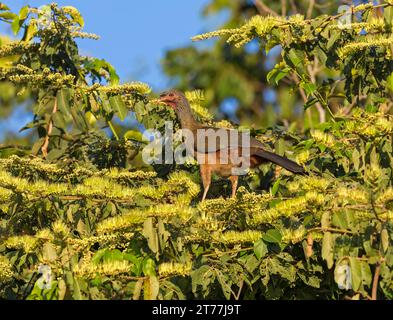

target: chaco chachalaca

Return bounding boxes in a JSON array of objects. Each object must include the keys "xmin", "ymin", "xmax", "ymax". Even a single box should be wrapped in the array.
[{"xmin": 158, "ymin": 90, "xmax": 305, "ymax": 201}]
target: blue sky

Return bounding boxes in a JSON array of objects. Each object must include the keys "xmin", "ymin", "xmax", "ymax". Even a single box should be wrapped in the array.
[
  {"xmin": 1, "ymin": 0, "xmax": 227, "ymax": 90},
  {"xmin": 0, "ymin": 1, "xmax": 228, "ymax": 138}
]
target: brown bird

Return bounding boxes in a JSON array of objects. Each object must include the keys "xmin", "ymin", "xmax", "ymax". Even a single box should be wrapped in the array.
[{"xmin": 158, "ymin": 90, "xmax": 305, "ymax": 201}]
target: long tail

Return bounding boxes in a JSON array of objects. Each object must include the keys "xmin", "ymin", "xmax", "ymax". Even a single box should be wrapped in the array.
[{"xmin": 255, "ymin": 149, "xmax": 305, "ymax": 174}]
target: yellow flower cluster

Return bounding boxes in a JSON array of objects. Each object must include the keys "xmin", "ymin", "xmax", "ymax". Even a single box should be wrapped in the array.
[
  {"xmin": 215, "ymin": 120, "xmax": 234, "ymax": 129},
  {"xmin": 67, "ymin": 233, "xmax": 135, "ymax": 251},
  {"xmin": 192, "ymin": 15, "xmax": 287, "ymax": 47},
  {"xmin": 0, "ymin": 255, "xmax": 13, "ymax": 282},
  {"xmin": 9, "ymin": 69, "xmax": 75, "ymax": 88},
  {"xmin": 73, "ymin": 260, "xmax": 132, "ymax": 278},
  {"xmin": 198, "ymin": 197, "xmax": 237, "ymax": 216},
  {"xmin": 0, "ymin": 155, "xmax": 157, "ymax": 185},
  {"xmin": 336, "ymin": 186, "xmax": 369, "ymax": 204},
  {"xmin": 338, "ymin": 35, "xmax": 393, "ymax": 58},
  {"xmin": 4, "ymin": 235, "xmax": 38, "ymax": 253},
  {"xmin": 295, "ymin": 150, "xmax": 310, "ymax": 165},
  {"xmin": 0, "ymin": 187, "xmax": 12, "ymax": 203},
  {"xmin": 193, "ymin": 214, "xmax": 225, "ymax": 232},
  {"xmin": 251, "ymin": 196, "xmax": 309, "ymax": 225},
  {"xmin": 71, "ymin": 31, "xmax": 100, "ymax": 40},
  {"xmin": 93, "ymin": 82, "xmax": 151, "ymax": 96},
  {"xmin": 52, "ymin": 220, "xmax": 70, "ymax": 238},
  {"xmin": 97, "ymin": 204, "xmax": 195, "ymax": 234},
  {"xmin": 310, "ymin": 130, "xmax": 336, "ymax": 148},
  {"xmin": 96, "ymin": 212, "xmax": 145, "ymax": 234},
  {"xmin": 213, "ymin": 230, "xmax": 262, "ymax": 244},
  {"xmin": 158, "ymin": 262, "xmax": 192, "ymax": 277},
  {"xmin": 103, "ymin": 168, "xmax": 157, "ymax": 181},
  {"xmin": 343, "ymin": 110, "xmax": 393, "ymax": 137},
  {"xmin": 0, "ymin": 42, "xmax": 37, "ymax": 59},
  {"xmin": 281, "ymin": 227, "xmax": 307, "ymax": 244},
  {"xmin": 287, "ymin": 176, "xmax": 331, "ymax": 193},
  {"xmin": 377, "ymin": 188, "xmax": 393, "ymax": 206}
]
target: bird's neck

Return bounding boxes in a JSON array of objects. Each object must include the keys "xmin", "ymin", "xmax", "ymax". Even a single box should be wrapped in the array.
[{"xmin": 175, "ymin": 101, "xmax": 201, "ymax": 130}]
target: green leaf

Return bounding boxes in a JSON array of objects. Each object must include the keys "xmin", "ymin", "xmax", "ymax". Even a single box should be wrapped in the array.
[
  {"xmin": 381, "ymin": 229, "xmax": 389, "ymax": 253},
  {"xmin": 384, "ymin": 6, "xmax": 393, "ymax": 29},
  {"xmin": 57, "ymin": 88, "xmax": 71, "ymax": 114},
  {"xmin": 270, "ymin": 177, "xmax": 281, "ymax": 196},
  {"xmin": 326, "ymin": 30, "xmax": 340, "ymax": 50},
  {"xmin": 31, "ymin": 137, "xmax": 45, "ymax": 155},
  {"xmin": 142, "ymin": 258, "xmax": 156, "ymax": 277},
  {"xmin": 352, "ymin": 149, "xmax": 360, "ymax": 171},
  {"xmin": 322, "ymin": 232, "xmax": 334, "ymax": 269},
  {"xmin": 63, "ymin": 6, "xmax": 84, "ymax": 27},
  {"xmin": 254, "ymin": 239, "xmax": 268, "ymax": 260},
  {"xmin": 124, "ymin": 130, "xmax": 144, "ymax": 142},
  {"xmin": 42, "ymin": 242, "xmax": 57, "ymax": 261},
  {"xmin": 304, "ymin": 97, "xmax": 318, "ymax": 110},
  {"xmin": 386, "ymin": 72, "xmax": 393, "ymax": 92},
  {"xmin": 321, "ymin": 211, "xmax": 331, "ymax": 229},
  {"xmin": 103, "ymin": 249, "xmax": 123, "ymax": 262},
  {"xmin": 134, "ymin": 101, "xmax": 147, "ymax": 122},
  {"xmin": 267, "ymin": 65, "xmax": 291, "ymax": 85},
  {"xmin": 142, "ymin": 217, "xmax": 159, "ymax": 255},
  {"xmin": 91, "ymin": 249, "xmax": 107, "ymax": 265},
  {"xmin": 11, "ymin": 16, "xmax": 20, "ymax": 35},
  {"xmin": 52, "ymin": 112, "xmax": 66, "ymax": 129},
  {"xmin": 0, "ymin": 4, "xmax": 10, "ymax": 11},
  {"xmin": 23, "ymin": 21, "xmax": 37, "ymax": 42},
  {"xmin": 263, "ymin": 229, "xmax": 282, "ymax": 243},
  {"xmin": 285, "ymin": 49, "xmax": 305, "ymax": 74},
  {"xmin": 0, "ymin": 11, "xmax": 17, "ymax": 20},
  {"xmin": 349, "ymin": 258, "xmax": 372, "ymax": 292},
  {"xmin": 109, "ymin": 95, "xmax": 128, "ymax": 121},
  {"xmin": 72, "ymin": 276, "xmax": 83, "ymax": 300},
  {"xmin": 144, "ymin": 276, "xmax": 159, "ymax": 300},
  {"xmin": 99, "ymin": 92, "xmax": 112, "ymax": 113},
  {"xmin": 332, "ymin": 210, "xmax": 354, "ymax": 230},
  {"xmin": 19, "ymin": 6, "xmax": 29, "ymax": 20},
  {"xmin": 349, "ymin": 257, "xmax": 362, "ymax": 292},
  {"xmin": 300, "ymin": 81, "xmax": 317, "ymax": 97}
]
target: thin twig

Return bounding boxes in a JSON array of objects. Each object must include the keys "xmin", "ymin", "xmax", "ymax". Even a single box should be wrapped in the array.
[
  {"xmin": 307, "ymin": 0, "xmax": 315, "ymax": 19},
  {"xmin": 307, "ymin": 59, "xmax": 326, "ymax": 123},
  {"xmin": 308, "ymin": 227, "xmax": 354, "ymax": 234},
  {"xmin": 281, "ymin": 0, "xmax": 287, "ymax": 16},
  {"xmin": 291, "ymin": 74, "xmax": 314, "ymax": 129},
  {"xmin": 371, "ymin": 262, "xmax": 381, "ymax": 300},
  {"xmin": 234, "ymin": 280, "xmax": 244, "ymax": 300},
  {"xmin": 254, "ymin": 0, "xmax": 279, "ymax": 16},
  {"xmin": 0, "ymin": 144, "xmax": 30, "ymax": 150}
]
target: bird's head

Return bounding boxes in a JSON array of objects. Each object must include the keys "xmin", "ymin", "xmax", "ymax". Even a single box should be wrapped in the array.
[{"xmin": 158, "ymin": 90, "xmax": 187, "ymax": 109}]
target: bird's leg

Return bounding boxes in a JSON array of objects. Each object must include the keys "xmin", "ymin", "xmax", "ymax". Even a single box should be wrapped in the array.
[
  {"xmin": 229, "ymin": 175, "xmax": 239, "ymax": 198},
  {"xmin": 200, "ymin": 165, "xmax": 211, "ymax": 201}
]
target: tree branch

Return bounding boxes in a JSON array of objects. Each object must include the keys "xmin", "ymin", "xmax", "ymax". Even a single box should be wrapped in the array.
[
  {"xmin": 307, "ymin": 0, "xmax": 315, "ymax": 19},
  {"xmin": 281, "ymin": 0, "xmax": 287, "ymax": 16},
  {"xmin": 371, "ymin": 262, "xmax": 381, "ymax": 300},
  {"xmin": 254, "ymin": 0, "xmax": 279, "ymax": 16}
]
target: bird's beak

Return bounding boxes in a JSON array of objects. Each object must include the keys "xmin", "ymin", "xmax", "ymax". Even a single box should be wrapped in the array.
[
  {"xmin": 158, "ymin": 96, "xmax": 176, "ymax": 108},
  {"xmin": 158, "ymin": 96, "xmax": 170, "ymax": 104}
]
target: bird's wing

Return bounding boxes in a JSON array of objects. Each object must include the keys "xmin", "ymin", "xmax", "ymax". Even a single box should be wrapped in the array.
[{"xmin": 192, "ymin": 127, "xmax": 264, "ymax": 153}]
